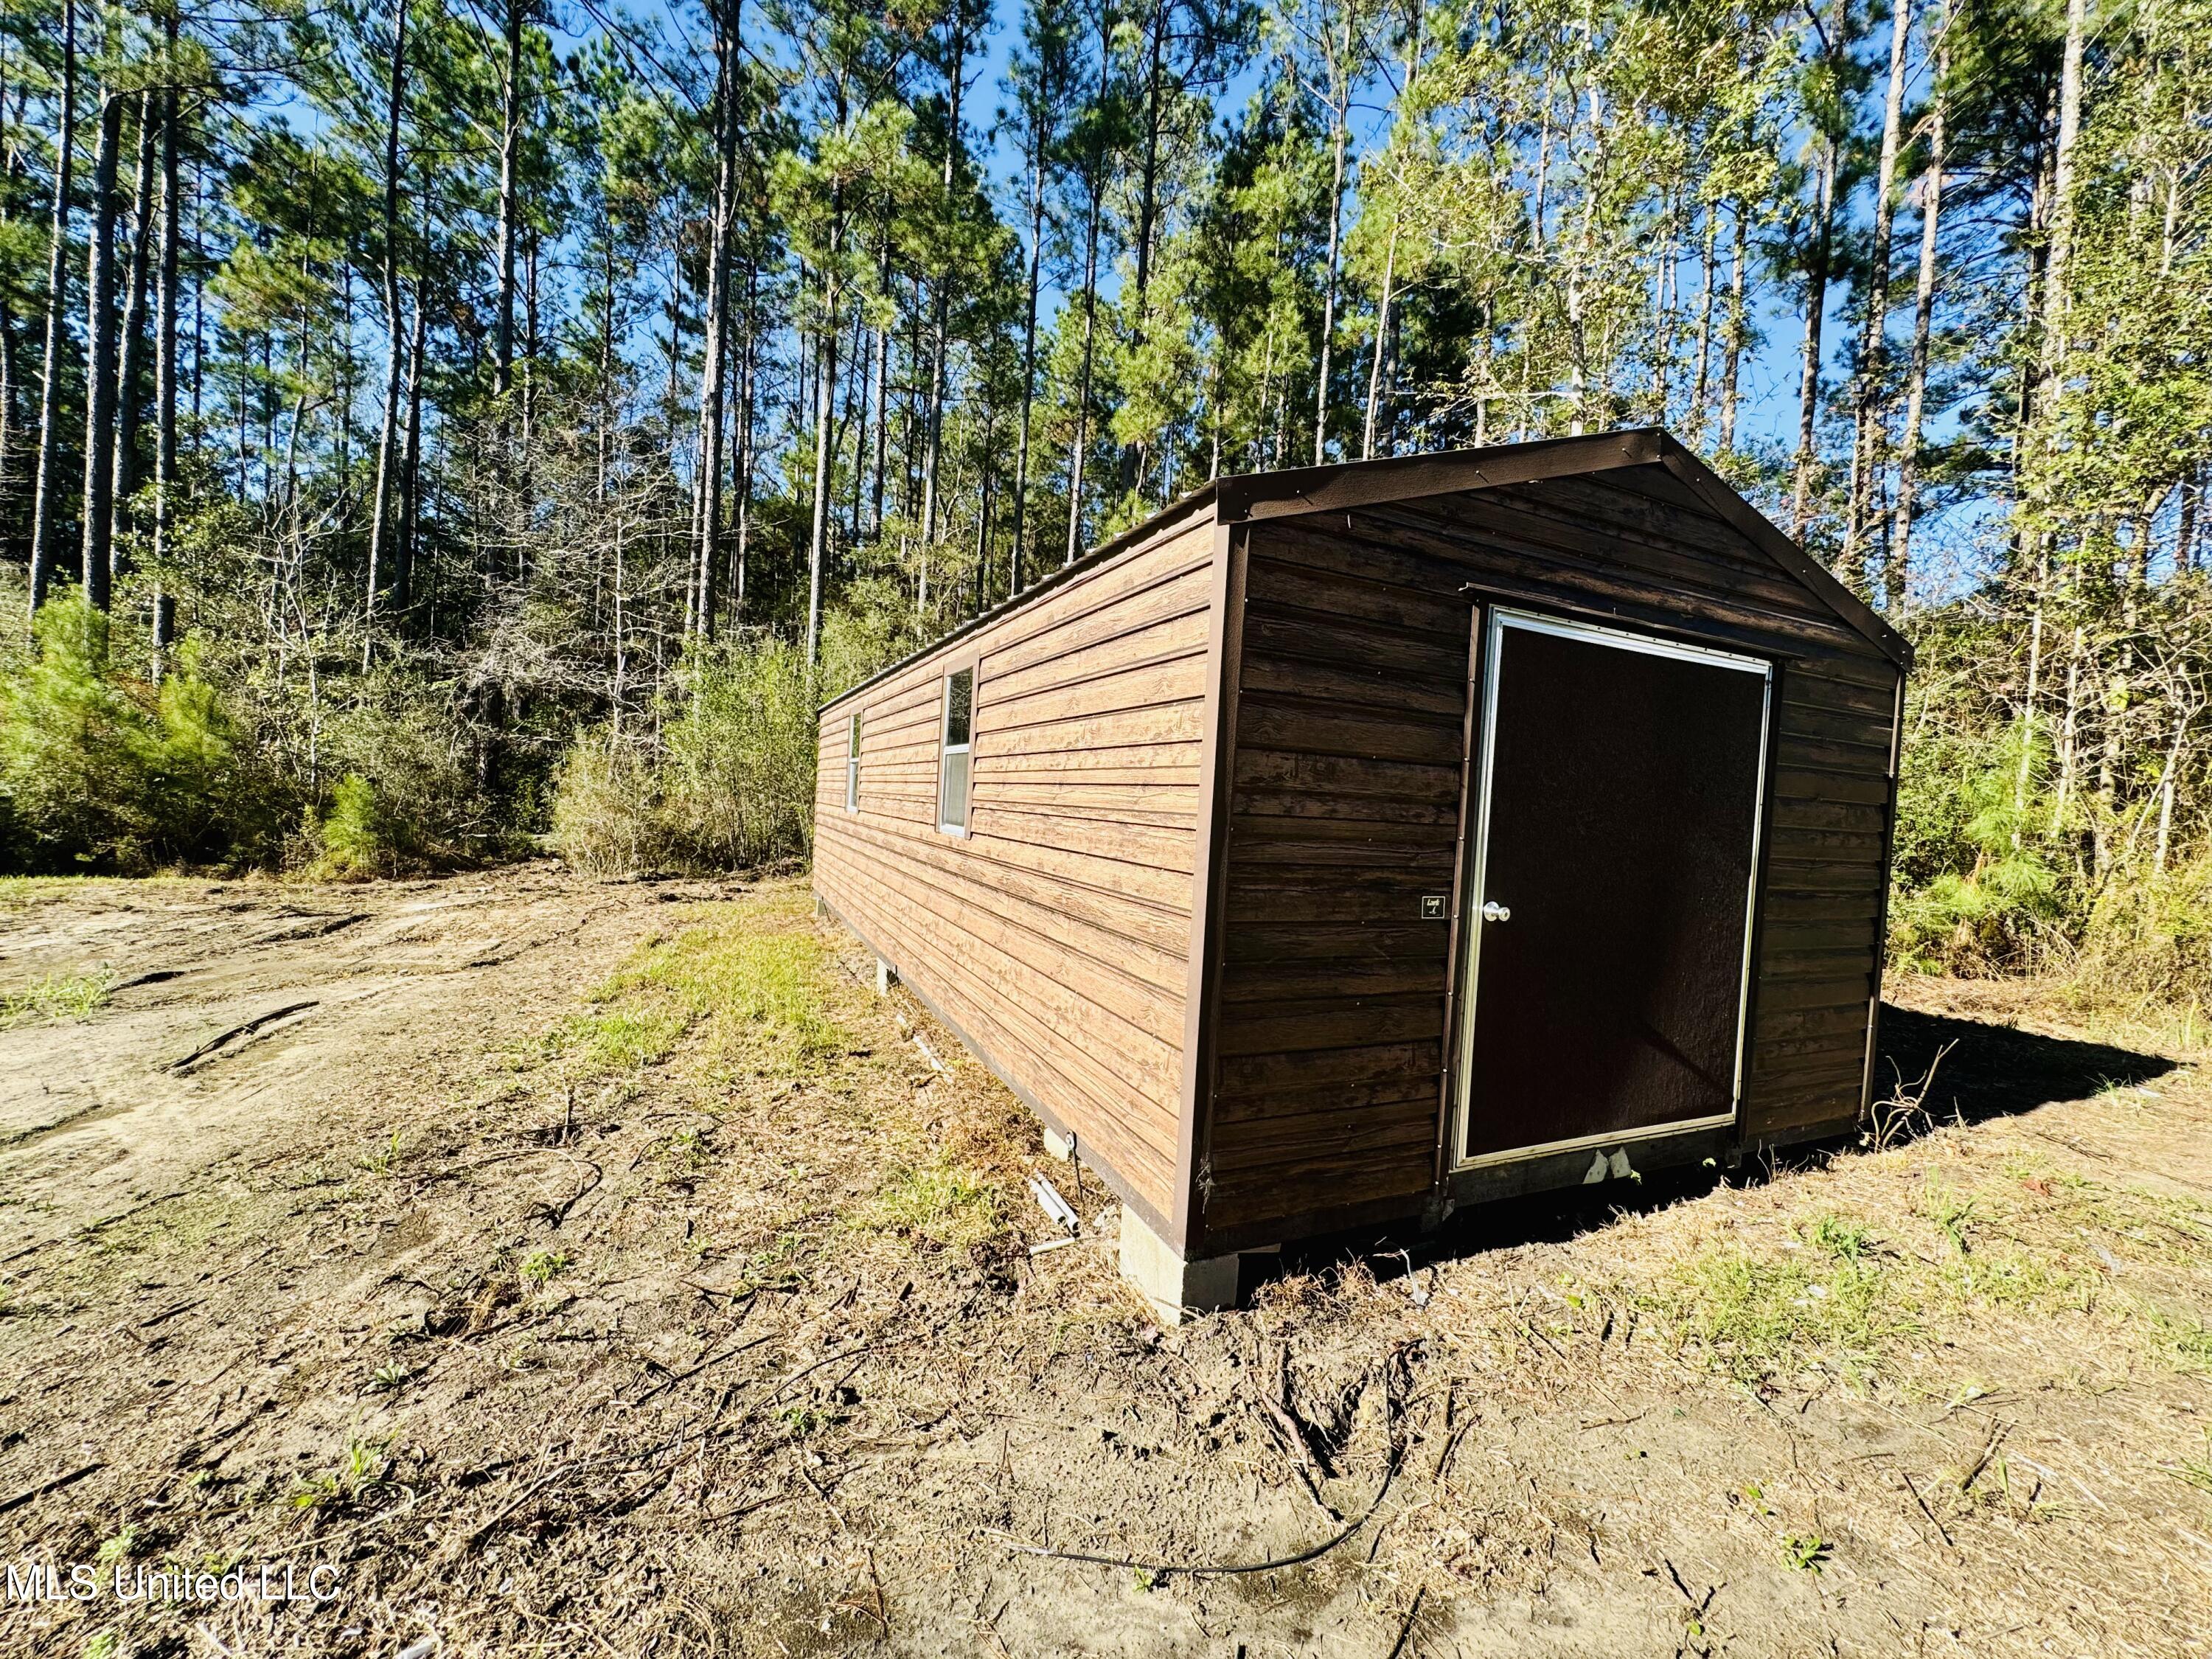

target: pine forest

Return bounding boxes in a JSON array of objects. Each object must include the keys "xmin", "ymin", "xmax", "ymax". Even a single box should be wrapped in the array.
[{"xmin": 1, "ymin": 0, "xmax": 2209, "ymax": 1018}]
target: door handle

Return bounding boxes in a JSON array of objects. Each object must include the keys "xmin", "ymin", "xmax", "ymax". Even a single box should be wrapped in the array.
[{"xmin": 1481, "ymin": 900, "xmax": 1512, "ymax": 923}]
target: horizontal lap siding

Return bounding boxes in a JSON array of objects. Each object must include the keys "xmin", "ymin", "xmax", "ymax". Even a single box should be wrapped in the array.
[
  {"xmin": 1199, "ymin": 527, "xmax": 1471, "ymax": 1243},
  {"xmin": 815, "ymin": 518, "xmax": 1217, "ymax": 1229},
  {"xmin": 1745, "ymin": 656, "xmax": 1900, "ymax": 1138},
  {"xmin": 1198, "ymin": 463, "xmax": 1899, "ymax": 1249}
]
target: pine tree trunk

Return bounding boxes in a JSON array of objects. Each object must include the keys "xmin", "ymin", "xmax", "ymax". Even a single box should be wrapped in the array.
[
  {"xmin": 112, "ymin": 93, "xmax": 156, "ymax": 536},
  {"xmin": 1121, "ymin": 0, "xmax": 1167, "ymax": 495},
  {"xmin": 731, "ymin": 258, "xmax": 757, "ymax": 621},
  {"xmin": 1312, "ymin": 19, "xmax": 1349, "ymax": 465},
  {"xmin": 1719, "ymin": 204, "xmax": 1746, "ymax": 454},
  {"xmin": 1790, "ymin": 136, "xmax": 1835, "ymax": 542},
  {"xmin": 395, "ymin": 274, "xmax": 426, "ymax": 614},
  {"xmin": 922, "ymin": 24, "xmax": 966, "ymax": 546},
  {"xmin": 1012, "ymin": 143, "xmax": 1043, "ymax": 591},
  {"xmin": 691, "ymin": 0, "xmax": 739, "ymax": 639},
  {"xmin": 805, "ymin": 248, "xmax": 841, "ymax": 666},
  {"xmin": 495, "ymin": 0, "xmax": 523, "ymax": 405},
  {"xmin": 1843, "ymin": 0, "xmax": 1913, "ymax": 585},
  {"xmin": 27, "ymin": 0, "xmax": 77, "ymax": 625},
  {"xmin": 81, "ymin": 89, "xmax": 124, "ymax": 614},
  {"xmin": 2013, "ymin": 0, "xmax": 2084, "ymax": 829},
  {"xmin": 2038, "ymin": 0, "xmax": 2087, "ymax": 406},
  {"xmin": 364, "ymin": 0, "xmax": 407, "ymax": 653},
  {"xmin": 1362, "ymin": 209, "xmax": 1399, "ymax": 460},
  {"xmin": 1064, "ymin": 183, "xmax": 1102, "ymax": 567},
  {"xmin": 1888, "ymin": 7, "xmax": 1947, "ymax": 615},
  {"xmin": 1688, "ymin": 205, "xmax": 1717, "ymax": 439},
  {"xmin": 152, "ymin": 9, "xmax": 181, "ymax": 667}
]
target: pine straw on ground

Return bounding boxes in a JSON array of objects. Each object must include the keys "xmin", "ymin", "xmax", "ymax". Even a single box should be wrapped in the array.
[{"xmin": 2, "ymin": 880, "xmax": 2211, "ymax": 1657}]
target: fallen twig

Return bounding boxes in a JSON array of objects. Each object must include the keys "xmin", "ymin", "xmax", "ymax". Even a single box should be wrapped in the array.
[
  {"xmin": 0, "ymin": 1461, "xmax": 102, "ymax": 1517},
  {"xmin": 1901, "ymin": 1470, "xmax": 1954, "ymax": 1548},
  {"xmin": 992, "ymin": 1444, "xmax": 1404, "ymax": 1579},
  {"xmin": 1385, "ymin": 1586, "xmax": 1426, "ymax": 1659}
]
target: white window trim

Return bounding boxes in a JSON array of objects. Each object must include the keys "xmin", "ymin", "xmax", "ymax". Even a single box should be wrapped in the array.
[
  {"xmin": 937, "ymin": 668, "xmax": 973, "ymax": 837},
  {"xmin": 844, "ymin": 711, "xmax": 861, "ymax": 813}
]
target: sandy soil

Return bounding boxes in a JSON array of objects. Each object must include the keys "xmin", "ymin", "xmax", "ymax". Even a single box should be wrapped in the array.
[{"xmin": 1, "ymin": 868, "xmax": 2209, "ymax": 1658}]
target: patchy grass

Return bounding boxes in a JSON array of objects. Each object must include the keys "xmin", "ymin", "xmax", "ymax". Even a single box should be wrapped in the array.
[
  {"xmin": 1644, "ymin": 1243, "xmax": 1916, "ymax": 1387},
  {"xmin": 528, "ymin": 902, "xmax": 849, "ymax": 1083},
  {"xmin": 592, "ymin": 911, "xmax": 847, "ymax": 1071},
  {"xmin": 1, "ymin": 967, "xmax": 115, "ymax": 1026},
  {"xmin": 1637, "ymin": 1155, "xmax": 2212, "ymax": 1393},
  {"xmin": 549, "ymin": 1004, "xmax": 688, "ymax": 1074},
  {"xmin": 853, "ymin": 1158, "xmax": 1004, "ymax": 1248}
]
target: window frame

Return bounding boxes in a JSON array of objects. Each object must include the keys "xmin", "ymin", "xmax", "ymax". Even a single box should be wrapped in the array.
[
  {"xmin": 936, "ymin": 664, "xmax": 975, "ymax": 836},
  {"xmin": 844, "ymin": 709, "xmax": 862, "ymax": 813}
]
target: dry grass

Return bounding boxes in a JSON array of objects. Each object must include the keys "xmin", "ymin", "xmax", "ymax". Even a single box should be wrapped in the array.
[{"xmin": 3, "ymin": 878, "xmax": 2211, "ymax": 1656}]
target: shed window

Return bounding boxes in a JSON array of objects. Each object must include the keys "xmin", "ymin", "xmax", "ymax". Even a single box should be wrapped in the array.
[
  {"xmin": 844, "ymin": 711, "xmax": 861, "ymax": 812},
  {"xmin": 938, "ymin": 667, "xmax": 973, "ymax": 834}
]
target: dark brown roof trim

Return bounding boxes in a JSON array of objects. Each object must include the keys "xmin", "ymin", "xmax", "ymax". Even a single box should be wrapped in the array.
[
  {"xmin": 818, "ymin": 427, "xmax": 1907, "ymax": 716},
  {"xmin": 1217, "ymin": 428, "xmax": 1664, "ymax": 521},
  {"xmin": 1217, "ymin": 428, "xmax": 1909, "ymax": 672},
  {"xmin": 1653, "ymin": 439, "xmax": 1913, "ymax": 670},
  {"xmin": 816, "ymin": 484, "xmax": 1220, "ymax": 715}
]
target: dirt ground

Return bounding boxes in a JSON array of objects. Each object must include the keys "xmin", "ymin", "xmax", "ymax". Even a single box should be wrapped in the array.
[{"xmin": 2, "ymin": 867, "xmax": 2210, "ymax": 1658}]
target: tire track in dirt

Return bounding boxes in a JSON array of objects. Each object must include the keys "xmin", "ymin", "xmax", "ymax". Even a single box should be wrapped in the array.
[{"xmin": 0, "ymin": 866, "xmax": 702, "ymax": 1262}]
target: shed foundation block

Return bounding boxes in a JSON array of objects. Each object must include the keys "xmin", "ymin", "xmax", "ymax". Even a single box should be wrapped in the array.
[
  {"xmin": 874, "ymin": 956, "xmax": 896, "ymax": 996},
  {"xmin": 1041, "ymin": 1125, "xmax": 1074, "ymax": 1161},
  {"xmin": 1117, "ymin": 1206, "xmax": 1245, "ymax": 1324}
]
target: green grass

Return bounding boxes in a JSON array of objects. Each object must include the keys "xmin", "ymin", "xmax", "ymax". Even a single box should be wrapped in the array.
[
  {"xmin": 591, "ymin": 911, "xmax": 846, "ymax": 1070},
  {"xmin": 551, "ymin": 1006, "xmax": 688, "ymax": 1074},
  {"xmin": 1643, "ymin": 1165, "xmax": 2212, "ymax": 1388},
  {"xmin": 535, "ymin": 904, "xmax": 846, "ymax": 1081},
  {"xmin": 1647, "ymin": 1243, "xmax": 1915, "ymax": 1387},
  {"xmin": 852, "ymin": 1158, "xmax": 1003, "ymax": 1248},
  {"xmin": 1, "ymin": 967, "xmax": 115, "ymax": 1027}
]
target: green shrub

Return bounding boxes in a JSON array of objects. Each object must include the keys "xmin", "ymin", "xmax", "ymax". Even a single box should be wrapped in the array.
[
  {"xmin": 0, "ymin": 594, "xmax": 267, "ymax": 872},
  {"xmin": 1890, "ymin": 723, "xmax": 2068, "ymax": 974},
  {"xmin": 311, "ymin": 775, "xmax": 392, "ymax": 878},
  {"xmin": 549, "ymin": 728, "xmax": 676, "ymax": 874},
  {"xmin": 549, "ymin": 634, "xmax": 817, "ymax": 875},
  {"xmin": 659, "ymin": 635, "xmax": 817, "ymax": 869},
  {"xmin": 310, "ymin": 675, "xmax": 497, "ymax": 869}
]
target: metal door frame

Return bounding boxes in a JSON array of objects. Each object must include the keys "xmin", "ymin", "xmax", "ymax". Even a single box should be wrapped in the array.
[{"xmin": 1450, "ymin": 606, "xmax": 1774, "ymax": 1171}]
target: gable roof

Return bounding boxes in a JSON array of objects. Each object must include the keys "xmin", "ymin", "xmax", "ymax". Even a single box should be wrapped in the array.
[
  {"xmin": 1212, "ymin": 427, "xmax": 1909, "ymax": 669},
  {"xmin": 818, "ymin": 427, "xmax": 1906, "ymax": 714}
]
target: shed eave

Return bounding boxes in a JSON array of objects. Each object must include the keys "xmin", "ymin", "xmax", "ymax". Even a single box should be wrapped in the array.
[
  {"xmin": 815, "ymin": 483, "xmax": 1221, "ymax": 717},
  {"xmin": 1214, "ymin": 428, "xmax": 1910, "ymax": 674}
]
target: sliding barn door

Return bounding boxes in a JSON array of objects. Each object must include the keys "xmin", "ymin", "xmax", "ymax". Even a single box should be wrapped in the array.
[{"xmin": 1455, "ymin": 609, "xmax": 1770, "ymax": 1166}]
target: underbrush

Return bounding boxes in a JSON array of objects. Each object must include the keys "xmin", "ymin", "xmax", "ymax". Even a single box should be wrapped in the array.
[
  {"xmin": 549, "ymin": 636, "xmax": 815, "ymax": 876},
  {"xmin": 0, "ymin": 594, "xmax": 502, "ymax": 878}
]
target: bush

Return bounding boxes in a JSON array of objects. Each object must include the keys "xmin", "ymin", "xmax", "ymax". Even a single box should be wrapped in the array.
[
  {"xmin": 549, "ymin": 634, "xmax": 818, "ymax": 876},
  {"xmin": 549, "ymin": 730, "xmax": 677, "ymax": 875},
  {"xmin": 307, "ymin": 679, "xmax": 495, "ymax": 871},
  {"xmin": 660, "ymin": 636, "xmax": 818, "ymax": 867},
  {"xmin": 0, "ymin": 594, "xmax": 269, "ymax": 873},
  {"xmin": 309, "ymin": 775, "xmax": 395, "ymax": 879},
  {"xmin": 1889, "ymin": 723, "xmax": 2069, "ymax": 975}
]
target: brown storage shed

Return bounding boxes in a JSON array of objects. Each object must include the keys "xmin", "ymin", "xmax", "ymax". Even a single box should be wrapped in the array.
[{"xmin": 813, "ymin": 428, "xmax": 1909, "ymax": 1318}]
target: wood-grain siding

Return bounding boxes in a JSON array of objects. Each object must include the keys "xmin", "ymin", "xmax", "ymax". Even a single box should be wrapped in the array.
[
  {"xmin": 813, "ymin": 511, "xmax": 1218, "ymax": 1235},
  {"xmin": 1193, "ymin": 462, "xmax": 1900, "ymax": 1253}
]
